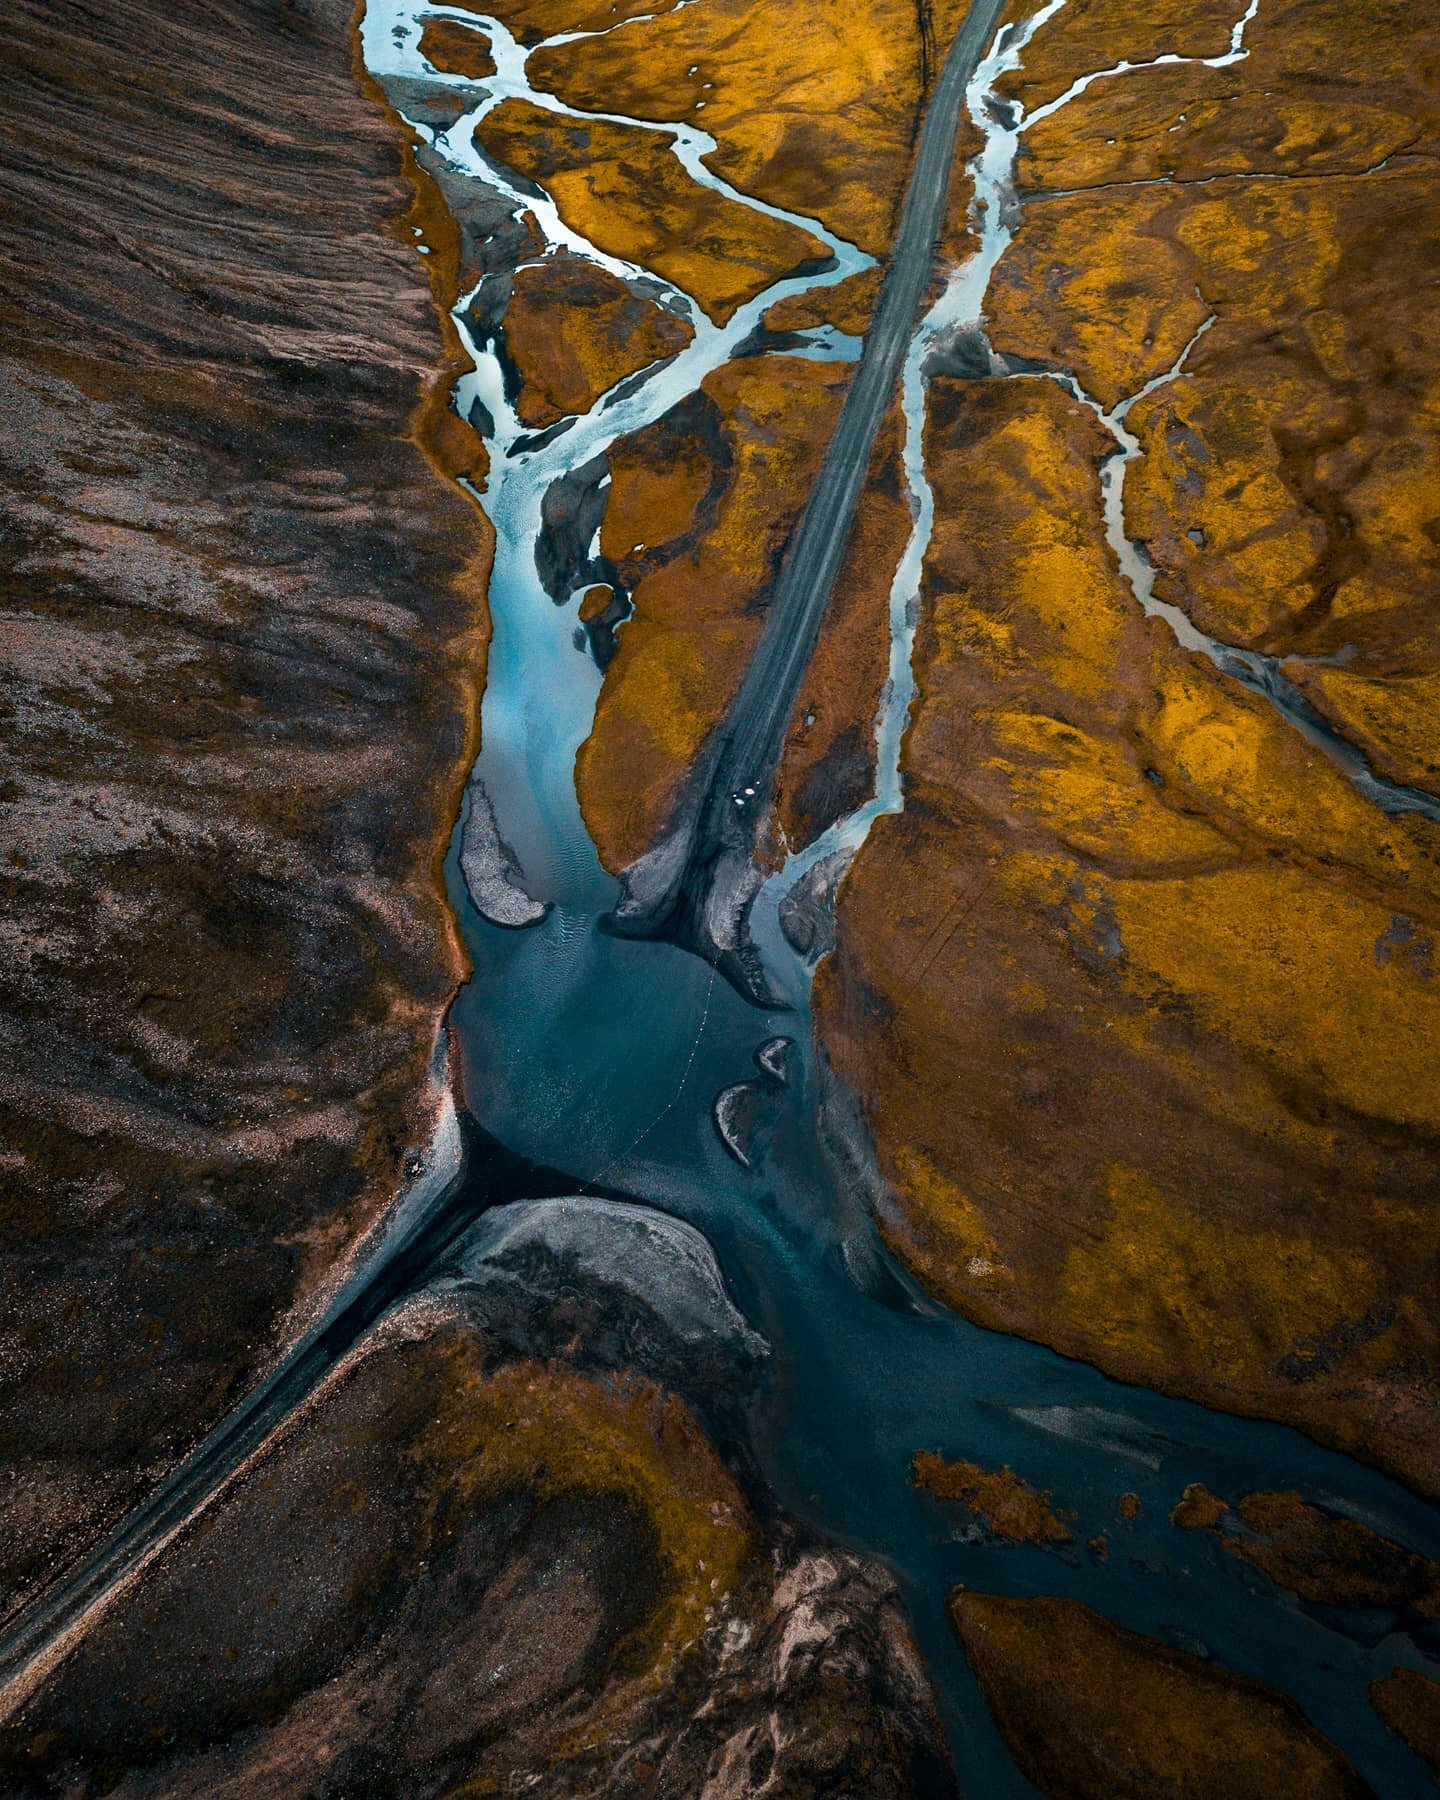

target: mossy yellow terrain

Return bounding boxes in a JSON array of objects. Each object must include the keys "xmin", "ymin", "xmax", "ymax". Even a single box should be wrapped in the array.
[
  {"xmin": 913, "ymin": 1453, "xmax": 1072, "ymax": 1545},
  {"xmin": 986, "ymin": 0, "xmax": 1440, "ymax": 789},
  {"xmin": 577, "ymin": 357, "xmax": 850, "ymax": 870},
  {"xmin": 419, "ymin": 1339, "xmax": 755, "ymax": 1719},
  {"xmin": 816, "ymin": 372, "xmax": 1440, "ymax": 1493},
  {"xmin": 475, "ymin": 100, "xmax": 830, "ymax": 323},
  {"xmin": 808, "ymin": 0, "xmax": 1440, "ymax": 1512},
  {"xmin": 950, "ymin": 1593, "xmax": 1369, "ymax": 1798},
  {"xmin": 520, "ymin": 0, "xmax": 934, "ymax": 255},
  {"xmin": 504, "ymin": 258, "xmax": 693, "ymax": 428},
  {"xmin": 1371, "ymin": 1669, "xmax": 1440, "ymax": 1782}
]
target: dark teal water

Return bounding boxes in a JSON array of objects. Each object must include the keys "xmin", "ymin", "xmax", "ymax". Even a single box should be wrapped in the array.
[{"xmin": 443, "ymin": 829, "xmax": 1440, "ymax": 1796}]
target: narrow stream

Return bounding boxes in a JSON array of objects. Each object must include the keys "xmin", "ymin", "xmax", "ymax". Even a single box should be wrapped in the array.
[{"xmin": 361, "ymin": 3, "xmax": 1440, "ymax": 1792}]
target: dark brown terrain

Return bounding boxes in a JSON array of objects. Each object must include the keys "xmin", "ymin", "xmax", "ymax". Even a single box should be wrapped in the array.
[
  {"xmin": 949, "ymin": 1591, "xmax": 1372, "ymax": 1798},
  {"xmin": 0, "ymin": 0, "xmax": 492, "ymax": 1613},
  {"xmin": 0, "ymin": 1300, "xmax": 953, "ymax": 1796}
]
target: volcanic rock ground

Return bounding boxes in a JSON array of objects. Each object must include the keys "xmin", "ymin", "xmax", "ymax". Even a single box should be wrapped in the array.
[{"xmin": 0, "ymin": 0, "xmax": 489, "ymax": 1615}]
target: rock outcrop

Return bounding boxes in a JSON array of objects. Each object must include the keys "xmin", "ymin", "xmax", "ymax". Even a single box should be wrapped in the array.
[{"xmin": 0, "ymin": 1309, "xmax": 957, "ymax": 1798}]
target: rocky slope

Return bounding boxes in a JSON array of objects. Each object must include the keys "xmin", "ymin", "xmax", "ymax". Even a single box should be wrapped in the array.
[
  {"xmin": 0, "ymin": 1242, "xmax": 955, "ymax": 1796},
  {"xmin": 0, "ymin": 0, "xmax": 489, "ymax": 1614}
]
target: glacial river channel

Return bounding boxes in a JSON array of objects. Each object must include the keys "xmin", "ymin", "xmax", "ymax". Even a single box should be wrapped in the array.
[
  {"xmin": 1, "ymin": 0, "xmax": 1426, "ymax": 1788},
  {"xmin": 0, "ymin": 3, "xmax": 1433, "ymax": 1783},
  {"xmin": 352, "ymin": 0, "xmax": 1440, "ymax": 1791}
]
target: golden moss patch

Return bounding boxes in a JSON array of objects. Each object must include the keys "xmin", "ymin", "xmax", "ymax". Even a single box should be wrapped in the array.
[
  {"xmin": 578, "ymin": 356, "xmax": 848, "ymax": 869},
  {"xmin": 1291, "ymin": 667, "xmax": 1440, "ymax": 800},
  {"xmin": 816, "ymin": 370, "xmax": 1440, "ymax": 1496},
  {"xmin": 763, "ymin": 268, "xmax": 883, "ymax": 339},
  {"xmin": 1059, "ymin": 1166, "xmax": 1400, "ymax": 1391},
  {"xmin": 1107, "ymin": 867, "xmax": 1440, "ymax": 1129},
  {"xmin": 475, "ymin": 100, "xmax": 829, "ymax": 323},
  {"xmin": 950, "ymin": 1591, "xmax": 1369, "ymax": 1798},
  {"xmin": 912, "ymin": 1453, "xmax": 1071, "ymax": 1545},
  {"xmin": 504, "ymin": 258, "xmax": 693, "ymax": 428},
  {"xmin": 421, "ymin": 1347, "xmax": 754, "ymax": 1700},
  {"xmin": 1172, "ymin": 1482, "xmax": 1229, "ymax": 1532},
  {"xmin": 523, "ymin": 0, "xmax": 932, "ymax": 253},
  {"xmin": 986, "ymin": 0, "xmax": 1440, "ymax": 746},
  {"xmin": 460, "ymin": 0, "xmax": 659, "ymax": 43},
  {"xmin": 1008, "ymin": 0, "xmax": 1440, "ymax": 186},
  {"xmin": 417, "ymin": 18, "xmax": 495, "ymax": 79}
]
